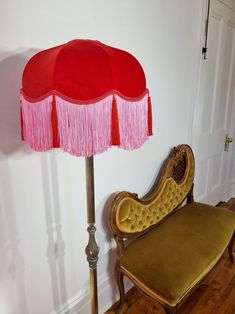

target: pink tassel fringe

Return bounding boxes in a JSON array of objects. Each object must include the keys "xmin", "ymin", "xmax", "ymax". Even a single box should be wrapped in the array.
[
  {"xmin": 56, "ymin": 96, "xmax": 112, "ymax": 156},
  {"xmin": 20, "ymin": 93, "xmax": 150, "ymax": 156},
  {"xmin": 21, "ymin": 95, "xmax": 53, "ymax": 151},
  {"xmin": 116, "ymin": 94, "xmax": 148, "ymax": 150}
]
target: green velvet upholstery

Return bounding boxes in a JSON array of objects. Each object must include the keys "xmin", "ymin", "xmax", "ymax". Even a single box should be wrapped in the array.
[{"xmin": 120, "ymin": 202, "xmax": 235, "ymax": 306}]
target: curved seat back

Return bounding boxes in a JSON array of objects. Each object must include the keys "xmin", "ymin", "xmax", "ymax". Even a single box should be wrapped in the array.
[{"xmin": 109, "ymin": 145, "xmax": 195, "ymax": 238}]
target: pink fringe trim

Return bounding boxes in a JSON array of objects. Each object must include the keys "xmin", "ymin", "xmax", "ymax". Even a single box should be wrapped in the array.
[
  {"xmin": 56, "ymin": 96, "xmax": 112, "ymax": 156},
  {"xmin": 20, "ymin": 93, "xmax": 151, "ymax": 156},
  {"xmin": 116, "ymin": 94, "xmax": 148, "ymax": 150},
  {"xmin": 20, "ymin": 95, "xmax": 53, "ymax": 151}
]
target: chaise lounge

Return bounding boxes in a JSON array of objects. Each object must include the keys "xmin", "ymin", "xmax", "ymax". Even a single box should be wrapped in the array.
[{"xmin": 108, "ymin": 144, "xmax": 235, "ymax": 313}]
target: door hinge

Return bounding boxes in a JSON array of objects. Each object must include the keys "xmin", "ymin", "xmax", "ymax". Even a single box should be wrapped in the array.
[
  {"xmin": 224, "ymin": 134, "xmax": 233, "ymax": 152},
  {"xmin": 202, "ymin": 0, "xmax": 211, "ymax": 59}
]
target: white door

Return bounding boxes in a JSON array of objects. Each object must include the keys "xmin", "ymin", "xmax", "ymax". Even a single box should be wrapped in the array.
[{"xmin": 193, "ymin": 0, "xmax": 235, "ymax": 205}]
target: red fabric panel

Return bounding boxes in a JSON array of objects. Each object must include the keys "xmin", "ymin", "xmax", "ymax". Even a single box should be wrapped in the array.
[
  {"xmin": 104, "ymin": 44, "xmax": 146, "ymax": 99},
  {"xmin": 147, "ymin": 96, "xmax": 153, "ymax": 136},
  {"xmin": 111, "ymin": 96, "xmax": 120, "ymax": 146},
  {"xmin": 22, "ymin": 45, "xmax": 59, "ymax": 98},
  {"xmin": 20, "ymin": 106, "xmax": 25, "ymax": 140},
  {"xmin": 51, "ymin": 95, "xmax": 60, "ymax": 147},
  {"xmin": 22, "ymin": 40, "xmax": 147, "ymax": 102}
]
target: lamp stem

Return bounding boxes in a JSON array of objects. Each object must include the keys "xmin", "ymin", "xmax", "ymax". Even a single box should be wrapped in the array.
[{"xmin": 85, "ymin": 156, "xmax": 99, "ymax": 314}]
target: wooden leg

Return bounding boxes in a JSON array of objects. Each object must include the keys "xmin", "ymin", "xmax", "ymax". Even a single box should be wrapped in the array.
[
  {"xmin": 228, "ymin": 232, "xmax": 235, "ymax": 262},
  {"xmin": 115, "ymin": 265, "xmax": 125, "ymax": 313}
]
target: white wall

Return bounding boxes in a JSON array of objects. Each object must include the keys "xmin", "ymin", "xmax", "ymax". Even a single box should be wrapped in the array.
[{"xmin": 0, "ymin": 1, "xmax": 204, "ymax": 313}]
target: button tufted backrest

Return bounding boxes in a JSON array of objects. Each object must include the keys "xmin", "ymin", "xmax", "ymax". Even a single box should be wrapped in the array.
[{"xmin": 109, "ymin": 145, "xmax": 195, "ymax": 237}]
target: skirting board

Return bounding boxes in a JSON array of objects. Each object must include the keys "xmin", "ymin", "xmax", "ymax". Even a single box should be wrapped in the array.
[
  {"xmin": 231, "ymin": 181, "xmax": 235, "ymax": 198},
  {"xmin": 50, "ymin": 274, "xmax": 132, "ymax": 314}
]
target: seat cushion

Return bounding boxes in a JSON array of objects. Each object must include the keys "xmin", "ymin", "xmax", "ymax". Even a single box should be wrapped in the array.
[{"xmin": 120, "ymin": 202, "xmax": 235, "ymax": 306}]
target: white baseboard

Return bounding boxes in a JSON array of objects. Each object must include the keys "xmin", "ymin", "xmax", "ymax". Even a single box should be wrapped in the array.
[
  {"xmin": 224, "ymin": 180, "xmax": 235, "ymax": 202},
  {"xmin": 68, "ymin": 274, "xmax": 118, "ymax": 314},
  {"xmin": 50, "ymin": 273, "xmax": 132, "ymax": 314},
  {"xmin": 230, "ymin": 181, "xmax": 235, "ymax": 198}
]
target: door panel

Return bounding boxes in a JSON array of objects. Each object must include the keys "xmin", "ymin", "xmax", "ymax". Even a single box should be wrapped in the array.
[
  {"xmin": 193, "ymin": 0, "xmax": 235, "ymax": 204},
  {"xmin": 200, "ymin": 13, "xmax": 223, "ymax": 135},
  {"xmin": 196, "ymin": 160, "xmax": 209, "ymax": 199},
  {"xmin": 217, "ymin": 23, "xmax": 234, "ymax": 131}
]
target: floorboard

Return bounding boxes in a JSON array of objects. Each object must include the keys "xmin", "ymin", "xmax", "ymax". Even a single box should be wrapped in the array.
[{"xmin": 105, "ymin": 198, "xmax": 235, "ymax": 314}]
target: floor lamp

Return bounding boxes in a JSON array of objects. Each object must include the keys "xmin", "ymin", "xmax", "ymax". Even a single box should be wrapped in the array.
[{"xmin": 20, "ymin": 39, "xmax": 153, "ymax": 314}]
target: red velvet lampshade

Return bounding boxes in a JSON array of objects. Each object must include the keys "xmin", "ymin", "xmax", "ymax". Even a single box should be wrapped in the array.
[{"xmin": 20, "ymin": 39, "xmax": 153, "ymax": 156}]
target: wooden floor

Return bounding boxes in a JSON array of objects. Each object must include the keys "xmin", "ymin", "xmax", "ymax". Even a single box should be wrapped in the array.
[{"xmin": 105, "ymin": 198, "xmax": 235, "ymax": 314}]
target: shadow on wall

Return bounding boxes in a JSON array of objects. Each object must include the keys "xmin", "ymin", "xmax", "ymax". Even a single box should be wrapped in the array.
[
  {"xmin": 0, "ymin": 49, "xmax": 36, "ymax": 314},
  {"xmin": 0, "ymin": 50, "xmax": 35, "ymax": 158},
  {"xmin": 40, "ymin": 153, "xmax": 68, "ymax": 311},
  {"xmin": 0, "ymin": 50, "xmax": 67, "ymax": 313},
  {"xmin": 0, "ymin": 162, "xmax": 29, "ymax": 314}
]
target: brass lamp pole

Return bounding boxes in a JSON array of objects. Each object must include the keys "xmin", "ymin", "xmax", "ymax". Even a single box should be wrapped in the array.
[{"xmin": 85, "ymin": 157, "xmax": 99, "ymax": 314}]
